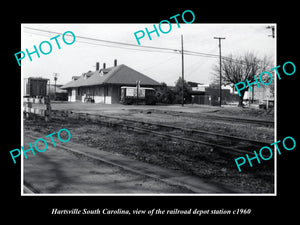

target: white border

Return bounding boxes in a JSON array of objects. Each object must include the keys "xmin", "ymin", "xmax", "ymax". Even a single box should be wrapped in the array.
[{"xmin": 21, "ymin": 23, "xmax": 277, "ymax": 196}]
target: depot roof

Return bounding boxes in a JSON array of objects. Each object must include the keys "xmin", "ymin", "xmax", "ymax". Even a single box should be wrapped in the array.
[{"xmin": 61, "ymin": 64, "xmax": 161, "ymax": 89}]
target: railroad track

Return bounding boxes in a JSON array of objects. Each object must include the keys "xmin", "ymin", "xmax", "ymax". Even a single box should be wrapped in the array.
[
  {"xmin": 51, "ymin": 110, "xmax": 271, "ymax": 156},
  {"xmin": 200, "ymin": 113, "xmax": 274, "ymax": 127},
  {"xmin": 146, "ymin": 109, "xmax": 274, "ymax": 127},
  {"xmin": 23, "ymin": 133, "xmax": 237, "ymax": 193}
]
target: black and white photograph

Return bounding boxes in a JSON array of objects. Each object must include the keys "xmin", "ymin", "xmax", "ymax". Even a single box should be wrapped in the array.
[
  {"xmin": 21, "ymin": 23, "xmax": 276, "ymax": 195},
  {"xmin": 4, "ymin": 4, "xmax": 298, "ymax": 221}
]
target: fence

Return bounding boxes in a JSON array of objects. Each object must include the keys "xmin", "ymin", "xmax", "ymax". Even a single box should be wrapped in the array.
[{"xmin": 23, "ymin": 96, "xmax": 51, "ymax": 121}]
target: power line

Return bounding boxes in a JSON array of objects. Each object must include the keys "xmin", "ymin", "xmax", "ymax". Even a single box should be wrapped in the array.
[
  {"xmin": 23, "ymin": 26, "xmax": 179, "ymax": 53},
  {"xmin": 23, "ymin": 26, "xmax": 222, "ymax": 59},
  {"xmin": 140, "ymin": 54, "xmax": 179, "ymax": 72},
  {"xmin": 183, "ymin": 50, "xmax": 219, "ymax": 58},
  {"xmin": 24, "ymin": 30, "xmax": 177, "ymax": 55},
  {"xmin": 23, "ymin": 26, "xmax": 270, "ymax": 69},
  {"xmin": 25, "ymin": 26, "xmax": 256, "ymax": 64}
]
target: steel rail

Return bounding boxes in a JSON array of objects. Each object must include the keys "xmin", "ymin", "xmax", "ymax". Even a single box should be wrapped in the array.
[
  {"xmin": 94, "ymin": 113, "xmax": 270, "ymax": 146},
  {"xmin": 63, "ymin": 112, "xmax": 263, "ymax": 156},
  {"xmin": 48, "ymin": 111, "xmax": 271, "ymax": 156}
]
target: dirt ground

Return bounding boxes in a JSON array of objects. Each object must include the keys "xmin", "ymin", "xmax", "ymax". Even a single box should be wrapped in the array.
[
  {"xmin": 51, "ymin": 102, "xmax": 274, "ymax": 121},
  {"xmin": 51, "ymin": 102, "xmax": 274, "ymax": 143},
  {"xmin": 24, "ymin": 133, "xmax": 194, "ymax": 194},
  {"xmin": 24, "ymin": 102, "xmax": 275, "ymax": 193}
]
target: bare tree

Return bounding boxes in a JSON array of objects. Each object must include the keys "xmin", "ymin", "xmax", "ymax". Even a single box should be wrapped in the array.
[{"xmin": 212, "ymin": 52, "xmax": 272, "ymax": 107}]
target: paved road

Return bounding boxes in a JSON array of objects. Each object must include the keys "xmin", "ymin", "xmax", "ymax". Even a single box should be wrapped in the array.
[{"xmin": 23, "ymin": 131, "xmax": 233, "ymax": 194}]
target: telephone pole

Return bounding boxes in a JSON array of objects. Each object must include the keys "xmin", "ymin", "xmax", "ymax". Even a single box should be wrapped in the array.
[
  {"xmin": 213, "ymin": 37, "xmax": 225, "ymax": 107},
  {"xmin": 266, "ymin": 26, "xmax": 275, "ymax": 38},
  {"xmin": 181, "ymin": 34, "xmax": 184, "ymax": 107},
  {"xmin": 53, "ymin": 73, "xmax": 59, "ymax": 100}
]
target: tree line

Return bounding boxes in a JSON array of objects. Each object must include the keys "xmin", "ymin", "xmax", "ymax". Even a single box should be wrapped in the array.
[
  {"xmin": 211, "ymin": 52, "xmax": 274, "ymax": 107},
  {"xmin": 156, "ymin": 52, "xmax": 274, "ymax": 107},
  {"xmin": 156, "ymin": 77, "xmax": 192, "ymax": 104}
]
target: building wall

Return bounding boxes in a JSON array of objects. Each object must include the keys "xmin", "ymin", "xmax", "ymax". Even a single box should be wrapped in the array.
[
  {"xmin": 193, "ymin": 95, "xmax": 211, "ymax": 105},
  {"xmin": 111, "ymin": 85, "xmax": 121, "ymax": 104},
  {"xmin": 204, "ymin": 87, "xmax": 239, "ymax": 105},
  {"xmin": 252, "ymin": 86, "xmax": 273, "ymax": 102},
  {"xmin": 67, "ymin": 84, "xmax": 120, "ymax": 104},
  {"xmin": 25, "ymin": 78, "xmax": 48, "ymax": 97},
  {"xmin": 191, "ymin": 87, "xmax": 239, "ymax": 105},
  {"xmin": 105, "ymin": 96, "xmax": 112, "ymax": 104},
  {"xmin": 68, "ymin": 88, "xmax": 77, "ymax": 102}
]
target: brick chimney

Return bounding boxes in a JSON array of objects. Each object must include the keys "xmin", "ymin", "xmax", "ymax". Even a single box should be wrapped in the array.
[
  {"xmin": 103, "ymin": 63, "xmax": 106, "ymax": 69},
  {"xmin": 96, "ymin": 62, "xmax": 100, "ymax": 71},
  {"xmin": 114, "ymin": 59, "xmax": 117, "ymax": 67}
]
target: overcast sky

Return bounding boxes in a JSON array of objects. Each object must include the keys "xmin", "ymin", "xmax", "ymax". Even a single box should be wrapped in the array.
[{"xmin": 21, "ymin": 23, "xmax": 276, "ymax": 86}]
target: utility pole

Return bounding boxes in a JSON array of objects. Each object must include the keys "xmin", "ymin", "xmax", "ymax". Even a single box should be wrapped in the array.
[
  {"xmin": 181, "ymin": 34, "xmax": 184, "ymax": 107},
  {"xmin": 266, "ymin": 26, "xmax": 275, "ymax": 38},
  {"xmin": 213, "ymin": 37, "xmax": 225, "ymax": 107},
  {"xmin": 53, "ymin": 73, "xmax": 59, "ymax": 100},
  {"xmin": 136, "ymin": 80, "xmax": 140, "ymax": 105}
]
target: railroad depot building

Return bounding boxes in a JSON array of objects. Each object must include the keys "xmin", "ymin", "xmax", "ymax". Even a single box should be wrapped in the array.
[{"xmin": 61, "ymin": 60, "xmax": 161, "ymax": 104}]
